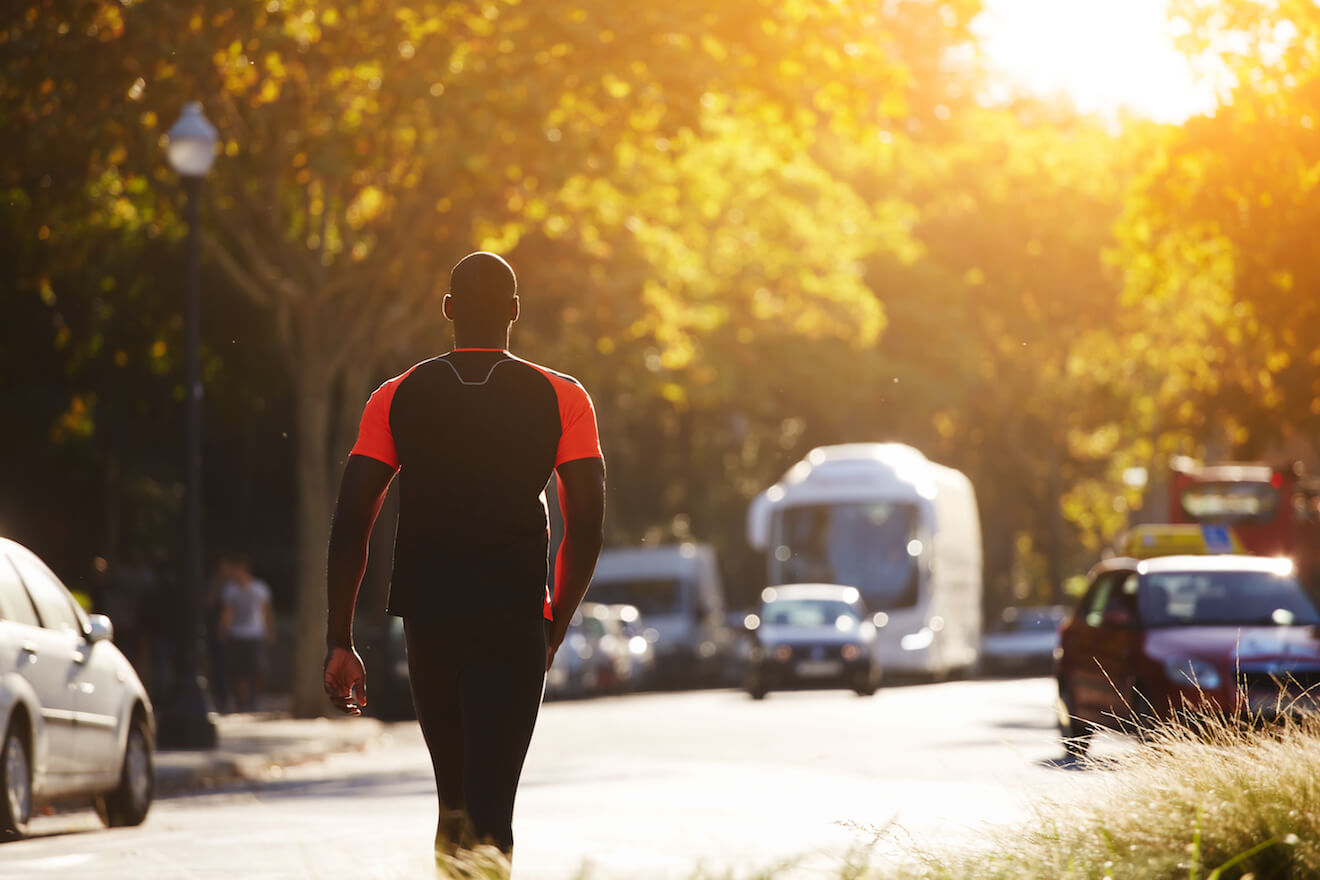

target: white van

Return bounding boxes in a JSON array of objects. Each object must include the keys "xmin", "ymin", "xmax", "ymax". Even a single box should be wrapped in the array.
[
  {"xmin": 586, "ymin": 543, "xmax": 731, "ymax": 687},
  {"xmin": 747, "ymin": 444, "xmax": 983, "ymax": 677}
]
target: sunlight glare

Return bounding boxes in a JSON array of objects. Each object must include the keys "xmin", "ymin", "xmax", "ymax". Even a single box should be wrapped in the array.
[{"xmin": 975, "ymin": 0, "xmax": 1219, "ymax": 122}]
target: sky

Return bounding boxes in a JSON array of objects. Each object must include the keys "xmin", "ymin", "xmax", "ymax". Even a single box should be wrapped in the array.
[{"xmin": 974, "ymin": 0, "xmax": 1221, "ymax": 122}]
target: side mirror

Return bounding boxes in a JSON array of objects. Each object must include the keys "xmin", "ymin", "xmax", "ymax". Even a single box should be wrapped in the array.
[{"xmin": 87, "ymin": 613, "xmax": 114, "ymax": 644}]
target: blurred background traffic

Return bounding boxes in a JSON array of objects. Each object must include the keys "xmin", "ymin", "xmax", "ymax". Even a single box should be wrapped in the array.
[{"xmin": 3, "ymin": 0, "xmax": 1320, "ymax": 722}]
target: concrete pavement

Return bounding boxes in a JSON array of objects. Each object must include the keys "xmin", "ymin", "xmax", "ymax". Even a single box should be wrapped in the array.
[{"xmin": 154, "ymin": 711, "xmax": 388, "ymax": 796}]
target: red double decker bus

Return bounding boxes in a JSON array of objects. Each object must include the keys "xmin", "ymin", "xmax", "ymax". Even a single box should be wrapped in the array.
[{"xmin": 1168, "ymin": 458, "xmax": 1320, "ymax": 585}]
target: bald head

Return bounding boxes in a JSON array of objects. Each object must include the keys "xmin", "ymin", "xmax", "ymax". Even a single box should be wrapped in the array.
[
  {"xmin": 443, "ymin": 251, "xmax": 519, "ymax": 342},
  {"xmin": 450, "ymin": 251, "xmax": 517, "ymax": 301}
]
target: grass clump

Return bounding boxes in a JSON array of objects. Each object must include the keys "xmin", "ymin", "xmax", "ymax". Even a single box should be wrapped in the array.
[{"xmin": 893, "ymin": 711, "xmax": 1320, "ymax": 880}]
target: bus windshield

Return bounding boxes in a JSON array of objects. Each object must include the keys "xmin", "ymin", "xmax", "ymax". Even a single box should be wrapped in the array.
[
  {"xmin": 772, "ymin": 502, "xmax": 920, "ymax": 609},
  {"xmin": 1179, "ymin": 481, "xmax": 1279, "ymax": 524}
]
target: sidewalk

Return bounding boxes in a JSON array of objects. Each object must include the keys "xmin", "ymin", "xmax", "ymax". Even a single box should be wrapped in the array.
[{"xmin": 154, "ymin": 711, "xmax": 388, "ymax": 796}]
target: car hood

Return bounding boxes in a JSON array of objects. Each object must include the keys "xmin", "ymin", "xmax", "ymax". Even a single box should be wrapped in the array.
[
  {"xmin": 1145, "ymin": 625, "xmax": 1320, "ymax": 665},
  {"xmin": 759, "ymin": 624, "xmax": 868, "ymax": 646}
]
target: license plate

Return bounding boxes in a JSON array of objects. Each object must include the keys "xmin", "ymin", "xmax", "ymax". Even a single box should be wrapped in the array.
[{"xmin": 795, "ymin": 660, "xmax": 843, "ymax": 678}]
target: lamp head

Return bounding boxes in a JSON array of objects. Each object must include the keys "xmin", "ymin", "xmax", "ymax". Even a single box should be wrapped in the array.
[{"xmin": 166, "ymin": 102, "xmax": 218, "ymax": 177}]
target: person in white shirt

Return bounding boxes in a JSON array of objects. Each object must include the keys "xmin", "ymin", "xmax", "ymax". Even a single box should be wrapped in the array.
[{"xmin": 218, "ymin": 554, "xmax": 275, "ymax": 712}]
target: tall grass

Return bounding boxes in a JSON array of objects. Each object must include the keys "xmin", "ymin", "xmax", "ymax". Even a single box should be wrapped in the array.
[{"xmin": 891, "ymin": 710, "xmax": 1320, "ymax": 880}]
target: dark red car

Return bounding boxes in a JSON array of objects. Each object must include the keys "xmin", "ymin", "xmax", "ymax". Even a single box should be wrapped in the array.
[{"xmin": 1055, "ymin": 554, "xmax": 1320, "ymax": 756}]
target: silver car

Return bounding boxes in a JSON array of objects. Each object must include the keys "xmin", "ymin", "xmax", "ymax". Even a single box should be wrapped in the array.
[{"xmin": 0, "ymin": 538, "xmax": 155, "ymax": 837}]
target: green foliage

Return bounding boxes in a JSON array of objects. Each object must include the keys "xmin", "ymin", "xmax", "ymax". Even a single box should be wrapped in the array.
[
  {"xmin": 6, "ymin": 0, "xmax": 1320, "ymax": 695},
  {"xmin": 1117, "ymin": 1, "xmax": 1320, "ymax": 455}
]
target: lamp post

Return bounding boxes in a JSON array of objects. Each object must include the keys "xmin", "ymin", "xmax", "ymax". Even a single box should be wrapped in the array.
[{"xmin": 158, "ymin": 103, "xmax": 219, "ymax": 749}]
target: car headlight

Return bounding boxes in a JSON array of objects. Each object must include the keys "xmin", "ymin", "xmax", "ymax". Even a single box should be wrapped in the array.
[
  {"xmin": 1164, "ymin": 657, "xmax": 1221, "ymax": 690},
  {"xmin": 900, "ymin": 627, "xmax": 934, "ymax": 651}
]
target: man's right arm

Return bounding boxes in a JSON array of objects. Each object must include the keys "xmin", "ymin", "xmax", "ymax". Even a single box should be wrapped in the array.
[
  {"xmin": 547, "ymin": 457, "xmax": 606, "ymax": 669},
  {"xmin": 323, "ymin": 454, "xmax": 396, "ymax": 714}
]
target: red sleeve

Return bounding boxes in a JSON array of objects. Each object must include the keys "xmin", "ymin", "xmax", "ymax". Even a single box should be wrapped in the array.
[
  {"xmin": 348, "ymin": 371, "xmax": 410, "ymax": 470},
  {"xmin": 551, "ymin": 379, "xmax": 602, "ymax": 467},
  {"xmin": 550, "ymin": 472, "xmax": 570, "ymax": 617}
]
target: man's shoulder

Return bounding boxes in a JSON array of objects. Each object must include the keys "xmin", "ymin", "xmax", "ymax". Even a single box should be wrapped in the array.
[
  {"xmin": 507, "ymin": 355, "xmax": 588, "ymax": 390},
  {"xmin": 375, "ymin": 359, "xmax": 442, "ymax": 395}
]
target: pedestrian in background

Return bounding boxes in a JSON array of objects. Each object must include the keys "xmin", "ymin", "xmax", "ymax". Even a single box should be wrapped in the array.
[
  {"xmin": 323, "ymin": 251, "xmax": 606, "ymax": 870},
  {"xmin": 218, "ymin": 554, "xmax": 275, "ymax": 712},
  {"xmin": 204, "ymin": 559, "xmax": 231, "ymax": 712}
]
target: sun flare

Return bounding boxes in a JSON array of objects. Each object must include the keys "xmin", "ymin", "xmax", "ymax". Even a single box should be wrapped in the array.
[{"xmin": 975, "ymin": 0, "xmax": 1219, "ymax": 122}]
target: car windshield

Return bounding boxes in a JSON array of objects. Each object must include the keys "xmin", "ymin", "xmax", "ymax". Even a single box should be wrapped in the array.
[
  {"xmin": 773, "ymin": 502, "xmax": 920, "ymax": 609},
  {"xmin": 588, "ymin": 578, "xmax": 682, "ymax": 616},
  {"xmin": 761, "ymin": 598, "xmax": 860, "ymax": 629},
  {"xmin": 1140, "ymin": 570, "xmax": 1320, "ymax": 627}
]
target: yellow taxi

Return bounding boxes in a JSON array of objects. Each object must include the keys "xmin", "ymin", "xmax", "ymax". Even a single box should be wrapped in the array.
[{"xmin": 1115, "ymin": 524, "xmax": 1244, "ymax": 559}]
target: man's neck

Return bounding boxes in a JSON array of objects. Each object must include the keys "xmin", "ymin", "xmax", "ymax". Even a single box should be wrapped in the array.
[{"xmin": 451, "ymin": 330, "xmax": 510, "ymax": 351}]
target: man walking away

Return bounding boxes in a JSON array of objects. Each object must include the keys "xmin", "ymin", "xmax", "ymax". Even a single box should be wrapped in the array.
[{"xmin": 322, "ymin": 251, "xmax": 606, "ymax": 870}]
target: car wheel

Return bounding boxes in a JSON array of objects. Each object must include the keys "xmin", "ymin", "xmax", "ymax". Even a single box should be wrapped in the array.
[
  {"xmin": 1058, "ymin": 681, "xmax": 1093, "ymax": 759},
  {"xmin": 744, "ymin": 667, "xmax": 767, "ymax": 700},
  {"xmin": 0, "ymin": 722, "xmax": 32, "ymax": 839},
  {"xmin": 96, "ymin": 715, "xmax": 154, "ymax": 828},
  {"xmin": 853, "ymin": 668, "xmax": 877, "ymax": 697}
]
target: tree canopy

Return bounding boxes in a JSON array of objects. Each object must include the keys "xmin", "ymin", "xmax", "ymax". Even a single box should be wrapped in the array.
[{"xmin": 4, "ymin": 0, "xmax": 1318, "ymax": 712}]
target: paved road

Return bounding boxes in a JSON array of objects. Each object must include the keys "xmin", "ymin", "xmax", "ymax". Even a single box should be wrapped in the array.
[{"xmin": 0, "ymin": 677, "xmax": 1132, "ymax": 879}]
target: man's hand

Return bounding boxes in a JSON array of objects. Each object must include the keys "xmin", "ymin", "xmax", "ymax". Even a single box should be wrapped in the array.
[
  {"xmin": 323, "ymin": 645, "xmax": 368, "ymax": 716},
  {"xmin": 545, "ymin": 619, "xmax": 569, "ymax": 672}
]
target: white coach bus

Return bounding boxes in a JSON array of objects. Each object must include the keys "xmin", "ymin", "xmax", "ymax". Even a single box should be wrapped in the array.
[{"xmin": 747, "ymin": 443, "xmax": 983, "ymax": 677}]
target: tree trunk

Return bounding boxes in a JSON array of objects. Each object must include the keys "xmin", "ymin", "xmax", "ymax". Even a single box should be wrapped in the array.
[
  {"xmin": 290, "ymin": 358, "xmax": 336, "ymax": 717},
  {"xmin": 1046, "ymin": 440, "xmax": 1064, "ymax": 604}
]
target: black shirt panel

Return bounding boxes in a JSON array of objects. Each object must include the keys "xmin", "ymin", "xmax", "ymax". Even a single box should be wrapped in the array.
[{"xmin": 385, "ymin": 352, "xmax": 562, "ymax": 620}]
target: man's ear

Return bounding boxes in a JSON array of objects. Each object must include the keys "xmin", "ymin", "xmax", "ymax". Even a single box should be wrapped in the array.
[
  {"xmin": 510, "ymin": 295, "xmax": 520, "ymax": 324},
  {"xmin": 442, "ymin": 293, "xmax": 455, "ymax": 322}
]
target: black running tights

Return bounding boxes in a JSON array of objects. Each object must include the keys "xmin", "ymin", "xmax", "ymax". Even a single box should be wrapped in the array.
[{"xmin": 402, "ymin": 616, "xmax": 547, "ymax": 854}]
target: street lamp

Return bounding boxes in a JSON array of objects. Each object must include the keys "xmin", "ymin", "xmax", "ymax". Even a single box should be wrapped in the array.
[{"xmin": 158, "ymin": 102, "xmax": 219, "ymax": 749}]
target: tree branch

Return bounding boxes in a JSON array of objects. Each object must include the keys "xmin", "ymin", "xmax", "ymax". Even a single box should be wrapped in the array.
[
  {"xmin": 213, "ymin": 209, "xmax": 306, "ymax": 305},
  {"xmin": 201, "ymin": 230, "xmax": 274, "ymax": 309}
]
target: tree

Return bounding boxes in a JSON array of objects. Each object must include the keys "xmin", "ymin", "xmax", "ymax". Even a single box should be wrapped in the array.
[
  {"xmin": 1117, "ymin": 1, "xmax": 1320, "ymax": 457},
  {"xmin": 6, "ymin": 0, "xmax": 957, "ymax": 714}
]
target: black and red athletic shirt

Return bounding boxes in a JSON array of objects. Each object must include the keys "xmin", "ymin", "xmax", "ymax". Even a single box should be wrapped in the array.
[{"xmin": 349, "ymin": 349, "xmax": 602, "ymax": 622}]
